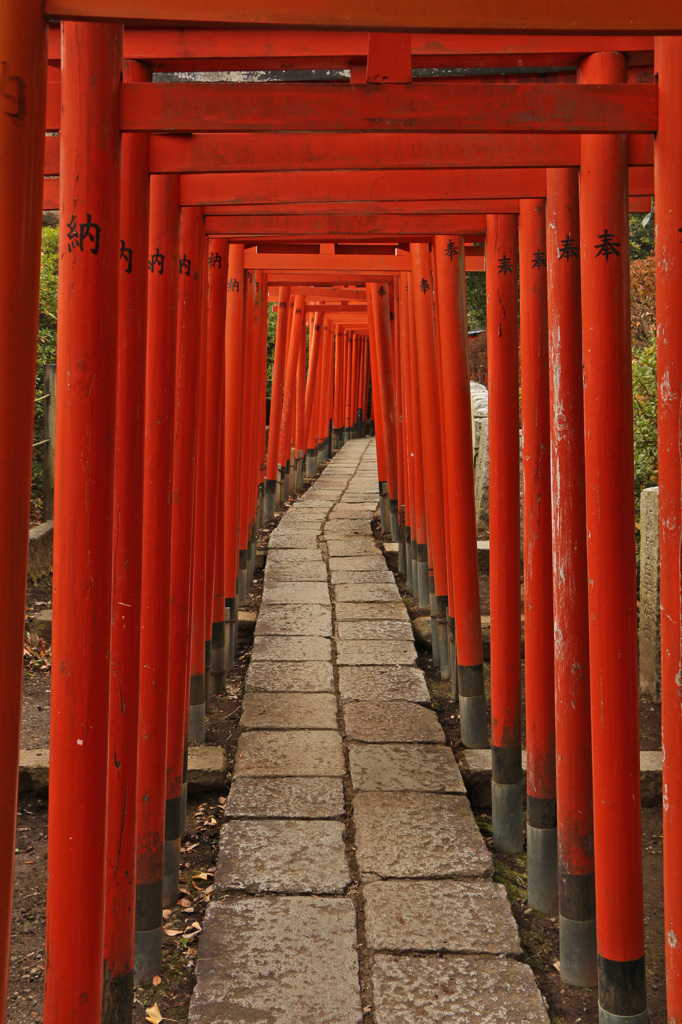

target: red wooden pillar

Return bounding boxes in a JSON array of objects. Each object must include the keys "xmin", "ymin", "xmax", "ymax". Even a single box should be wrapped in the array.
[
  {"xmin": 103, "ymin": 58, "xmax": 150, "ymax": 1023},
  {"xmin": 0, "ymin": 0, "xmax": 46, "ymax": 1004},
  {"xmin": 398, "ymin": 273, "xmax": 415, "ymax": 592},
  {"xmin": 305, "ymin": 311, "xmax": 324, "ymax": 476},
  {"xmin": 486, "ymin": 213, "xmax": 523, "ymax": 855},
  {"xmin": 238, "ymin": 269, "xmax": 258, "ymax": 599},
  {"xmin": 655, "ymin": 37, "xmax": 682, "ymax": 1023},
  {"xmin": 277, "ymin": 296, "xmax": 303, "ymax": 499},
  {"xmin": 369, "ymin": 284, "xmax": 399, "ymax": 539},
  {"xmin": 224, "ymin": 244, "xmax": 245, "ymax": 671},
  {"xmin": 333, "ymin": 326, "xmax": 345, "ymax": 449},
  {"xmin": 249, "ymin": 271, "xmax": 265, "ymax": 574},
  {"xmin": 317, "ymin": 320, "xmax": 333, "ymax": 463},
  {"xmin": 409, "ymin": 246, "xmax": 449, "ymax": 654},
  {"xmin": 295, "ymin": 314, "xmax": 306, "ymax": 490},
  {"xmin": 546, "ymin": 167, "xmax": 596, "ymax": 986},
  {"xmin": 264, "ymin": 287, "xmax": 289, "ymax": 519},
  {"xmin": 519, "ymin": 199, "xmax": 557, "ymax": 913},
  {"xmin": 405, "ymin": 273, "xmax": 429, "ymax": 606},
  {"xmin": 165, "ymin": 207, "xmax": 204, "ymax": 908},
  {"xmin": 135, "ymin": 172, "xmax": 179, "ymax": 983},
  {"xmin": 579, "ymin": 51, "xmax": 646, "ymax": 1023},
  {"xmin": 44, "ymin": 23, "xmax": 122, "ymax": 1022},
  {"xmin": 433, "ymin": 235, "xmax": 487, "ymax": 747}
]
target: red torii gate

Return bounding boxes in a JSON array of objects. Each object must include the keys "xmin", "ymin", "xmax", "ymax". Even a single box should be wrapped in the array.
[{"xmin": 4, "ymin": 9, "xmax": 682, "ymax": 1024}]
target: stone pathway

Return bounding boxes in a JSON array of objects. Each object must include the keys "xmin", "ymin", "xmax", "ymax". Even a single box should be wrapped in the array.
[{"xmin": 189, "ymin": 438, "xmax": 549, "ymax": 1024}]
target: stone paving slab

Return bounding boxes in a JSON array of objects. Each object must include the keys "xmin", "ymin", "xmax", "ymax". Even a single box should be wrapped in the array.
[
  {"xmin": 335, "ymin": 601, "xmax": 410, "ymax": 622},
  {"xmin": 215, "ymin": 819, "xmax": 350, "ymax": 894},
  {"xmin": 189, "ymin": 897, "xmax": 362, "ymax": 1024},
  {"xmin": 267, "ymin": 548, "xmax": 324, "ymax": 563},
  {"xmin": 241, "ymin": 693, "xmax": 338, "ymax": 731},
  {"xmin": 371, "ymin": 955, "xmax": 549, "ymax": 1024},
  {"xmin": 328, "ymin": 557, "xmax": 389, "ymax": 572},
  {"xmin": 323, "ymin": 521, "xmax": 373, "ymax": 535},
  {"xmin": 269, "ymin": 532, "xmax": 321, "ymax": 550},
  {"xmin": 363, "ymin": 879, "xmax": 520, "ymax": 953},
  {"xmin": 354, "ymin": 792, "xmax": 493, "ymax": 879},
  {"xmin": 336, "ymin": 639, "xmax": 417, "ymax": 666},
  {"xmin": 255, "ymin": 603, "xmax": 332, "ymax": 638},
  {"xmin": 330, "ymin": 570, "xmax": 395, "ymax": 586},
  {"xmin": 343, "ymin": 701, "xmax": 444, "ymax": 744},
  {"xmin": 245, "ymin": 661, "xmax": 334, "ymax": 693},
  {"xmin": 233, "ymin": 730, "xmax": 346, "ymax": 778},
  {"xmin": 338, "ymin": 666, "xmax": 430, "ymax": 703},
  {"xmin": 251, "ymin": 635, "xmax": 332, "ymax": 663},
  {"xmin": 325, "ymin": 539, "xmax": 380, "ymax": 557},
  {"xmin": 225, "ymin": 777, "xmax": 345, "ymax": 819},
  {"xmin": 261, "ymin": 581, "xmax": 331, "ymax": 605},
  {"xmin": 336, "ymin": 620, "xmax": 414, "ymax": 641},
  {"xmin": 328, "ymin": 508, "xmax": 378, "ymax": 520},
  {"xmin": 348, "ymin": 743, "xmax": 465, "ymax": 794},
  {"xmin": 264, "ymin": 563, "xmax": 329, "ymax": 583},
  {"xmin": 334, "ymin": 583, "xmax": 401, "ymax": 603}
]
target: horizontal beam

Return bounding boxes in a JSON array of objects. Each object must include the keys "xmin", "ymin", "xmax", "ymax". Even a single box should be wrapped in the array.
[
  {"xmin": 179, "ymin": 166, "xmax": 654, "ymax": 204},
  {"xmin": 242, "ymin": 253, "xmax": 412, "ymax": 271},
  {"xmin": 112, "ymin": 81, "xmax": 658, "ymax": 133},
  {"xmin": 205, "ymin": 214, "xmax": 489, "ymax": 238},
  {"xmin": 43, "ymin": 0, "xmax": 682, "ymax": 33},
  {"xmin": 147, "ymin": 132, "xmax": 653, "ymax": 172}
]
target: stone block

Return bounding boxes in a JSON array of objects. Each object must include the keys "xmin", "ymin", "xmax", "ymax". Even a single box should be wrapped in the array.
[
  {"xmin": 335, "ymin": 601, "xmax": 410, "ymax": 622},
  {"xmin": 255, "ymin": 603, "xmax": 332, "ymax": 638},
  {"xmin": 226, "ymin": 777, "xmax": 345, "ymax": 819},
  {"xmin": 245, "ymin": 661, "xmax": 334, "ymax": 693},
  {"xmin": 264, "ymin": 563, "xmax": 328, "ymax": 583},
  {"xmin": 334, "ymin": 583, "xmax": 401, "ymax": 603},
  {"xmin": 342, "ymin": 700, "xmax": 444, "ymax": 744},
  {"xmin": 364, "ymin": 878, "xmax": 520, "ymax": 954},
  {"xmin": 30, "ymin": 608, "xmax": 52, "ymax": 643},
  {"xmin": 639, "ymin": 486, "xmax": 660, "ymax": 697},
  {"xmin": 413, "ymin": 616, "xmax": 433, "ymax": 649},
  {"xmin": 640, "ymin": 749, "xmax": 663, "ymax": 806},
  {"xmin": 187, "ymin": 745, "xmax": 227, "ymax": 792},
  {"xmin": 233, "ymin": 729, "xmax": 346, "ymax": 778},
  {"xmin": 189, "ymin": 897, "xmax": 362, "ymax": 1024},
  {"xmin": 383, "ymin": 542, "xmax": 399, "ymax": 554},
  {"xmin": 18, "ymin": 748, "xmax": 49, "ymax": 794},
  {"xmin": 353, "ymin": 791, "xmax": 493, "ymax": 880},
  {"xmin": 241, "ymin": 693, "xmax": 338, "ymax": 731},
  {"xmin": 326, "ymin": 539, "xmax": 379, "ymax": 557},
  {"xmin": 269, "ymin": 531, "xmax": 321, "ymax": 550},
  {"xmin": 330, "ymin": 570, "xmax": 395, "ymax": 585},
  {"xmin": 215, "ymin": 819, "xmax": 350, "ymax": 894},
  {"xmin": 338, "ymin": 666, "xmax": 430, "ymax": 704},
  {"xmin": 371, "ymin": 955, "xmax": 549, "ymax": 1024},
  {"xmin": 261, "ymin": 581, "xmax": 330, "ymax": 605},
  {"xmin": 336, "ymin": 639, "xmax": 417, "ymax": 666},
  {"xmin": 324, "ymin": 521, "xmax": 373, "ymax": 535},
  {"xmin": 349, "ymin": 743, "xmax": 465, "ymax": 794},
  {"xmin": 474, "ymin": 417, "xmax": 489, "ymax": 536},
  {"xmin": 329, "ymin": 556, "xmax": 387, "ymax": 573},
  {"xmin": 27, "ymin": 521, "xmax": 53, "ymax": 581},
  {"xmin": 251, "ymin": 634, "xmax": 332, "ymax": 663},
  {"xmin": 266, "ymin": 548, "xmax": 323, "ymax": 563},
  {"xmin": 336, "ymin": 620, "xmax": 414, "ymax": 642}
]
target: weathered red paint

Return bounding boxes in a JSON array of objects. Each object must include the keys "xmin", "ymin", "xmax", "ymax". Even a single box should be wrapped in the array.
[{"xmin": 223, "ymin": 244, "xmax": 245, "ymax": 601}]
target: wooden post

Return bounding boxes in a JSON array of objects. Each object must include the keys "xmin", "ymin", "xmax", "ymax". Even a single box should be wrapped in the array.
[
  {"xmin": 579, "ymin": 51, "xmax": 646, "ymax": 1024},
  {"xmin": 44, "ymin": 22, "xmax": 122, "ymax": 1022}
]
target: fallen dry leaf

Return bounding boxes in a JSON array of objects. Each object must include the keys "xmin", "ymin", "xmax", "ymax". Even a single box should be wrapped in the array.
[
  {"xmin": 152, "ymin": 975, "xmax": 161, "ymax": 986},
  {"xmin": 163, "ymin": 928, "xmax": 182, "ymax": 937},
  {"xmin": 145, "ymin": 1004, "xmax": 163, "ymax": 1024},
  {"xmin": 177, "ymin": 898, "xmax": 191, "ymax": 908},
  {"xmin": 162, "ymin": 909, "xmax": 172, "ymax": 920}
]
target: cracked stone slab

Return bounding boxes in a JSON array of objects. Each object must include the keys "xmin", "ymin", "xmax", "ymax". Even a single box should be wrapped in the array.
[
  {"xmin": 324, "ymin": 521, "xmax": 373, "ymax": 536},
  {"xmin": 245, "ymin": 661, "xmax": 333, "ymax": 693},
  {"xmin": 336, "ymin": 620, "xmax": 414, "ymax": 642},
  {"xmin": 225, "ymin": 777, "xmax": 345, "ymax": 819},
  {"xmin": 255, "ymin": 604, "xmax": 332, "ymax": 638},
  {"xmin": 326, "ymin": 539, "xmax": 380, "ymax": 557},
  {"xmin": 329, "ymin": 557, "xmax": 387, "ymax": 573},
  {"xmin": 327, "ymin": 508, "xmax": 377, "ymax": 520},
  {"xmin": 269, "ymin": 532, "xmax": 321, "ymax": 550},
  {"xmin": 371, "ymin": 955, "xmax": 548, "ymax": 1024},
  {"xmin": 251, "ymin": 635, "xmax": 332, "ymax": 663},
  {"xmin": 330, "ymin": 570, "xmax": 395, "ymax": 586},
  {"xmin": 354, "ymin": 792, "xmax": 493, "ymax": 879},
  {"xmin": 267, "ymin": 548, "xmax": 324, "ymax": 563},
  {"xmin": 335, "ymin": 601, "xmax": 410, "ymax": 622},
  {"xmin": 364, "ymin": 879, "xmax": 520, "ymax": 953},
  {"xmin": 189, "ymin": 897, "xmax": 362, "ymax": 1024},
  {"xmin": 338, "ymin": 666, "xmax": 430, "ymax": 704},
  {"xmin": 261, "ymin": 581, "xmax": 331, "ymax": 605},
  {"xmin": 215, "ymin": 819, "xmax": 350, "ymax": 894},
  {"xmin": 348, "ymin": 743, "xmax": 465, "ymax": 794},
  {"xmin": 343, "ymin": 701, "xmax": 443, "ymax": 744},
  {"xmin": 264, "ymin": 563, "xmax": 329, "ymax": 583},
  {"xmin": 334, "ymin": 583, "xmax": 401, "ymax": 603},
  {"xmin": 241, "ymin": 693, "xmax": 338, "ymax": 731},
  {"xmin": 233, "ymin": 730, "xmax": 346, "ymax": 778},
  {"xmin": 336, "ymin": 640, "xmax": 417, "ymax": 667}
]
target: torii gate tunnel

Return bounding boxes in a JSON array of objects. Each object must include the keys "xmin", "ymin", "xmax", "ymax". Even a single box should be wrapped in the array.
[{"xmin": 2, "ymin": 3, "xmax": 682, "ymax": 1023}]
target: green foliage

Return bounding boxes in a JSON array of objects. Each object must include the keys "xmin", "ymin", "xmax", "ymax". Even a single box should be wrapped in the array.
[
  {"xmin": 266, "ymin": 301, "xmax": 278, "ymax": 397},
  {"xmin": 632, "ymin": 340, "xmax": 658, "ymax": 518},
  {"xmin": 629, "ymin": 211, "xmax": 655, "ymax": 262},
  {"xmin": 32, "ymin": 226, "xmax": 59, "ymax": 516},
  {"xmin": 466, "ymin": 271, "xmax": 486, "ymax": 330}
]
